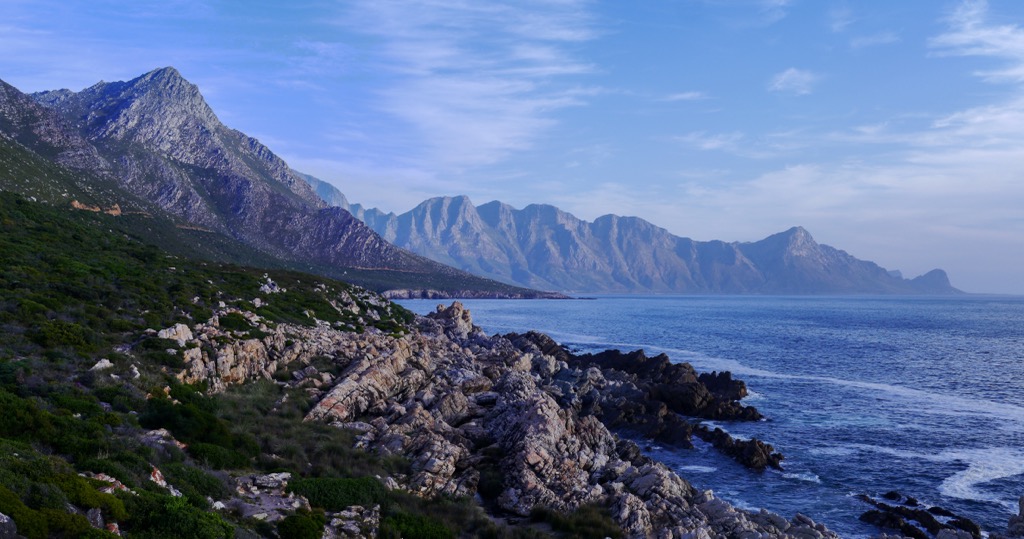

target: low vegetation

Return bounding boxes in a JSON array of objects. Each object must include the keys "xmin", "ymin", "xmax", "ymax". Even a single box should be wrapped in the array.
[{"xmin": 0, "ymin": 192, "xmax": 619, "ymax": 538}]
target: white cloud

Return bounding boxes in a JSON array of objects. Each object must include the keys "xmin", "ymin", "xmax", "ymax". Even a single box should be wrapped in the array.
[
  {"xmin": 829, "ymin": 6, "xmax": 855, "ymax": 33},
  {"xmin": 850, "ymin": 32, "xmax": 900, "ymax": 49},
  {"xmin": 676, "ymin": 131, "xmax": 745, "ymax": 152},
  {"xmin": 767, "ymin": 67, "xmax": 820, "ymax": 95},
  {"xmin": 662, "ymin": 91, "xmax": 707, "ymax": 101},
  {"xmin": 332, "ymin": 1, "xmax": 597, "ymax": 171},
  {"xmin": 930, "ymin": 0, "xmax": 1024, "ymax": 83}
]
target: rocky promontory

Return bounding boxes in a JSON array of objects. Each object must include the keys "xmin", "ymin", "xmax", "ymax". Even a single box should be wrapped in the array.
[{"xmin": 167, "ymin": 298, "xmax": 838, "ymax": 538}]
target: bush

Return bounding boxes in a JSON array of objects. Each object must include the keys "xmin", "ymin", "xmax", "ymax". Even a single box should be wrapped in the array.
[
  {"xmin": 287, "ymin": 477, "xmax": 387, "ymax": 511},
  {"xmin": 162, "ymin": 462, "xmax": 230, "ymax": 501},
  {"xmin": 123, "ymin": 492, "xmax": 234, "ymax": 539},
  {"xmin": 277, "ymin": 511, "xmax": 325, "ymax": 539},
  {"xmin": 530, "ymin": 504, "xmax": 623, "ymax": 539},
  {"xmin": 0, "ymin": 486, "xmax": 48, "ymax": 539},
  {"xmin": 380, "ymin": 511, "xmax": 453, "ymax": 539}
]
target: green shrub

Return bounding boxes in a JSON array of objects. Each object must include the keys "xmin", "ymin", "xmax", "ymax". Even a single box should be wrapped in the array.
[
  {"xmin": 530, "ymin": 504, "xmax": 623, "ymax": 539},
  {"xmin": 277, "ymin": 511, "xmax": 326, "ymax": 539},
  {"xmin": 218, "ymin": 312, "xmax": 251, "ymax": 331},
  {"xmin": 123, "ymin": 492, "xmax": 234, "ymax": 539},
  {"xmin": 287, "ymin": 477, "xmax": 387, "ymax": 511},
  {"xmin": 380, "ymin": 511, "xmax": 453, "ymax": 539},
  {"xmin": 162, "ymin": 462, "xmax": 230, "ymax": 501},
  {"xmin": 0, "ymin": 486, "xmax": 48, "ymax": 539}
]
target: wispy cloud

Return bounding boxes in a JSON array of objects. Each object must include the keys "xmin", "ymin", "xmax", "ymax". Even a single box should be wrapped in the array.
[
  {"xmin": 675, "ymin": 131, "xmax": 745, "ymax": 152},
  {"xmin": 662, "ymin": 91, "xmax": 708, "ymax": 102},
  {"xmin": 768, "ymin": 68, "xmax": 820, "ymax": 95},
  {"xmin": 850, "ymin": 32, "xmax": 900, "ymax": 49},
  {"xmin": 333, "ymin": 0, "xmax": 598, "ymax": 170},
  {"xmin": 930, "ymin": 0, "xmax": 1024, "ymax": 83},
  {"xmin": 758, "ymin": 0, "xmax": 793, "ymax": 25},
  {"xmin": 829, "ymin": 5, "xmax": 855, "ymax": 33}
]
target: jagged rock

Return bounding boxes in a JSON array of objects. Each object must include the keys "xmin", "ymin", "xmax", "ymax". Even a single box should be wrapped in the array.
[
  {"xmin": 150, "ymin": 466, "xmax": 182, "ymax": 497},
  {"xmin": 254, "ymin": 472, "xmax": 291, "ymax": 489},
  {"xmin": 153, "ymin": 298, "xmax": 842, "ymax": 538},
  {"xmin": 157, "ymin": 323, "xmax": 193, "ymax": 346}
]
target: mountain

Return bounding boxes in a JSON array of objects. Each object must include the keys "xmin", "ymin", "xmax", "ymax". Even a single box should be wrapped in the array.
[
  {"xmin": 305, "ymin": 179, "xmax": 959, "ymax": 294},
  {"xmin": 0, "ymin": 67, "xmax": 553, "ymax": 297}
]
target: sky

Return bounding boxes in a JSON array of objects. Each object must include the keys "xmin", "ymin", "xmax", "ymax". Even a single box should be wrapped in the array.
[{"xmin": 1, "ymin": 0, "xmax": 1023, "ymax": 294}]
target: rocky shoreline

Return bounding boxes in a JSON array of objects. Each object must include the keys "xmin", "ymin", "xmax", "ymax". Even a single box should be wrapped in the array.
[
  {"xmin": 159, "ymin": 298, "xmax": 1023, "ymax": 539},
  {"xmin": 168, "ymin": 299, "xmax": 835, "ymax": 537}
]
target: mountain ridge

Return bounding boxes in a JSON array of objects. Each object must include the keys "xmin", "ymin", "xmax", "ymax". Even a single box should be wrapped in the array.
[
  {"xmin": 0, "ymin": 67, "xmax": 556, "ymax": 297},
  {"xmin": 304, "ymin": 178, "xmax": 959, "ymax": 295}
]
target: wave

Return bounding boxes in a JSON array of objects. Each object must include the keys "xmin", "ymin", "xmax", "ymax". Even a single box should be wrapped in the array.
[
  {"xmin": 678, "ymin": 465, "xmax": 717, "ymax": 474},
  {"xmin": 848, "ymin": 443, "xmax": 1024, "ymax": 508},
  {"xmin": 782, "ymin": 471, "xmax": 822, "ymax": 484},
  {"xmin": 630, "ymin": 344, "xmax": 1024, "ymax": 426}
]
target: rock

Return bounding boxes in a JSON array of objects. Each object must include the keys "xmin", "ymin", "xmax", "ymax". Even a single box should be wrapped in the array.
[
  {"xmin": 1008, "ymin": 496, "xmax": 1024, "ymax": 537},
  {"xmin": 0, "ymin": 512, "xmax": 18, "ymax": 539},
  {"xmin": 157, "ymin": 323, "xmax": 193, "ymax": 346},
  {"xmin": 693, "ymin": 425, "xmax": 784, "ymax": 470},
  {"xmin": 90, "ymin": 358, "xmax": 114, "ymax": 371},
  {"xmin": 254, "ymin": 472, "xmax": 291, "ymax": 489},
  {"xmin": 150, "ymin": 466, "xmax": 182, "ymax": 497}
]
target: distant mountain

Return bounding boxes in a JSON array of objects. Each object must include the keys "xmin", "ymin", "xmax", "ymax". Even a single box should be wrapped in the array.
[
  {"xmin": 305, "ymin": 179, "xmax": 959, "ymax": 294},
  {"xmin": 0, "ymin": 68, "xmax": 551, "ymax": 297}
]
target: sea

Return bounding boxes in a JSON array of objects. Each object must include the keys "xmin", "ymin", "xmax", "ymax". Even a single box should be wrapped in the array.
[{"xmin": 397, "ymin": 295, "xmax": 1024, "ymax": 537}]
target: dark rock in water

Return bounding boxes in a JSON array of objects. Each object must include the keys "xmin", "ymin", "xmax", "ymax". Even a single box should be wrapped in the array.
[
  {"xmin": 929, "ymin": 506, "xmax": 957, "ymax": 517},
  {"xmin": 858, "ymin": 492, "xmax": 983, "ymax": 539},
  {"xmin": 948, "ymin": 517, "xmax": 982, "ymax": 538},
  {"xmin": 860, "ymin": 509, "xmax": 929, "ymax": 539},
  {"xmin": 698, "ymin": 370, "xmax": 748, "ymax": 401},
  {"xmin": 693, "ymin": 425, "xmax": 784, "ymax": 471}
]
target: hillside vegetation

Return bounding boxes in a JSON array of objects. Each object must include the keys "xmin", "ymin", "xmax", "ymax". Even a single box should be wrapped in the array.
[{"xmin": 0, "ymin": 192, "xmax": 575, "ymax": 538}]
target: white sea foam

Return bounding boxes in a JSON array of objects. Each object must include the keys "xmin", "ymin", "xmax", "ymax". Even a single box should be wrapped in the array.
[
  {"xmin": 808, "ymin": 446, "xmax": 856, "ymax": 457},
  {"xmin": 937, "ymin": 447, "xmax": 1024, "ymax": 509},
  {"xmin": 783, "ymin": 471, "xmax": 822, "ymax": 484},
  {"xmin": 678, "ymin": 465, "xmax": 717, "ymax": 474},
  {"xmin": 848, "ymin": 444, "xmax": 1024, "ymax": 509},
  {"xmin": 742, "ymin": 389, "xmax": 764, "ymax": 402}
]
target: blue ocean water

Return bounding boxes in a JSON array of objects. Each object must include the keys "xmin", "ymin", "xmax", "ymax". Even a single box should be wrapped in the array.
[{"xmin": 398, "ymin": 296, "xmax": 1024, "ymax": 537}]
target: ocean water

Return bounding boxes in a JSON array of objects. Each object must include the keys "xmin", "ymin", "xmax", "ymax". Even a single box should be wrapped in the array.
[{"xmin": 398, "ymin": 295, "xmax": 1024, "ymax": 537}]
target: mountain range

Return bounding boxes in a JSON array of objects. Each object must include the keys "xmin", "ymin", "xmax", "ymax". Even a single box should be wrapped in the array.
[
  {"xmin": 306, "ymin": 179, "xmax": 959, "ymax": 295},
  {"xmin": 0, "ymin": 67, "xmax": 552, "ymax": 297},
  {"xmin": 0, "ymin": 66, "xmax": 959, "ymax": 295}
]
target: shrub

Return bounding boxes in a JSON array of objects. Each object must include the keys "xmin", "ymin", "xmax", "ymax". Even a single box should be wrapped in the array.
[
  {"xmin": 0, "ymin": 486, "xmax": 48, "ymax": 539},
  {"xmin": 530, "ymin": 504, "xmax": 623, "ymax": 539},
  {"xmin": 277, "ymin": 511, "xmax": 325, "ymax": 539},
  {"xmin": 287, "ymin": 477, "xmax": 387, "ymax": 511},
  {"xmin": 380, "ymin": 511, "xmax": 453, "ymax": 539},
  {"xmin": 123, "ymin": 492, "xmax": 234, "ymax": 539}
]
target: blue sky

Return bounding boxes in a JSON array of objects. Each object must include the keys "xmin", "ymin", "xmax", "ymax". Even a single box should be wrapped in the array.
[{"xmin": 2, "ymin": 0, "xmax": 1023, "ymax": 293}]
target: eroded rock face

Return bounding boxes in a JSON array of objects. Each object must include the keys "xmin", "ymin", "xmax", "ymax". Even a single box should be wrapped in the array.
[{"xmin": 157, "ymin": 300, "xmax": 838, "ymax": 538}]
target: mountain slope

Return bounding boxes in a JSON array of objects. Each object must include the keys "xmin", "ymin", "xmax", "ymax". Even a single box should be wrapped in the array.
[
  {"xmin": 304, "ymin": 178, "xmax": 958, "ymax": 294},
  {"xmin": 2, "ymin": 68, "xmax": 550, "ymax": 296}
]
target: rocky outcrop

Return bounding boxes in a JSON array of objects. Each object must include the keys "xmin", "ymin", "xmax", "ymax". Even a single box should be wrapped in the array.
[
  {"xmin": 857, "ymin": 492, "xmax": 983, "ymax": 539},
  {"xmin": 297, "ymin": 302, "xmax": 838, "ymax": 538},
  {"xmin": 138, "ymin": 290, "xmax": 838, "ymax": 538},
  {"xmin": 506, "ymin": 331, "xmax": 778, "ymax": 470}
]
